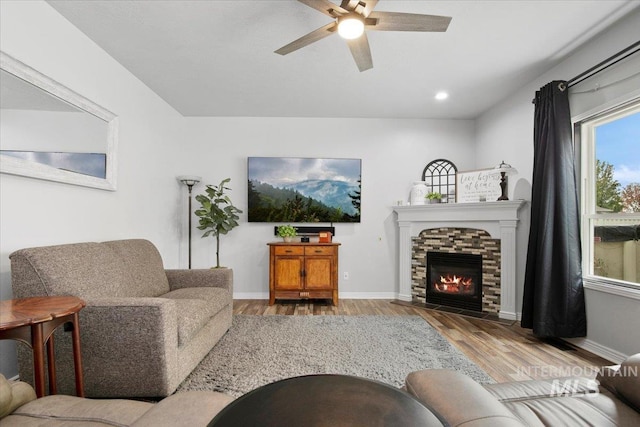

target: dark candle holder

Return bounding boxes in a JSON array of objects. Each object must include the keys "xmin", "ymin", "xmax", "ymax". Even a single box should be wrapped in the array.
[{"xmin": 493, "ymin": 161, "xmax": 517, "ymax": 201}]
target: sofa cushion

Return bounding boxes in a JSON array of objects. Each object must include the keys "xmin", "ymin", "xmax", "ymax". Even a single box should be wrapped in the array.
[
  {"xmin": 5, "ymin": 395, "xmax": 152, "ymax": 426},
  {"xmin": 10, "ymin": 242, "xmax": 129, "ymax": 298},
  {"xmin": 499, "ymin": 388, "xmax": 640, "ymax": 427},
  {"xmin": 162, "ymin": 287, "xmax": 231, "ymax": 346},
  {"xmin": 9, "ymin": 239, "xmax": 170, "ymax": 299},
  {"xmin": 484, "ymin": 377, "xmax": 599, "ymax": 402},
  {"xmin": 102, "ymin": 240, "xmax": 170, "ymax": 297}
]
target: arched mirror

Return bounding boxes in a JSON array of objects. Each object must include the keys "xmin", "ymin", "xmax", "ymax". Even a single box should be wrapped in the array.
[
  {"xmin": 0, "ymin": 52, "xmax": 118, "ymax": 190},
  {"xmin": 421, "ymin": 159, "xmax": 457, "ymax": 203}
]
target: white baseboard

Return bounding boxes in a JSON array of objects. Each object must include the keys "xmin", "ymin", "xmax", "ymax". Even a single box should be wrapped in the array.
[
  {"xmin": 396, "ymin": 293, "xmax": 412, "ymax": 302},
  {"xmin": 565, "ymin": 337, "xmax": 628, "ymax": 364},
  {"xmin": 498, "ymin": 311, "xmax": 517, "ymax": 320},
  {"xmin": 339, "ymin": 292, "xmax": 397, "ymax": 299},
  {"xmin": 234, "ymin": 292, "xmax": 269, "ymax": 299},
  {"xmin": 233, "ymin": 292, "xmax": 398, "ymax": 300}
]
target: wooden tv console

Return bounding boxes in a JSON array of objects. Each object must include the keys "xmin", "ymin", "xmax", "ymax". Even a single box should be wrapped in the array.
[{"xmin": 268, "ymin": 242, "xmax": 340, "ymax": 306}]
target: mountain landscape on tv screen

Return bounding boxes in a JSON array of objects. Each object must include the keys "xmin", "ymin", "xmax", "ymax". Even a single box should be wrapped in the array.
[{"xmin": 248, "ymin": 179, "xmax": 361, "ymax": 223}]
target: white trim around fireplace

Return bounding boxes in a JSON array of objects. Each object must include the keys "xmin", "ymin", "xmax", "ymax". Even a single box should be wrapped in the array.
[{"xmin": 393, "ymin": 200, "xmax": 526, "ymax": 320}]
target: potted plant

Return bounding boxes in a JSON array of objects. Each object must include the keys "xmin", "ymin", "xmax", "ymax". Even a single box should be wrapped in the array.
[
  {"xmin": 426, "ymin": 192, "xmax": 443, "ymax": 204},
  {"xmin": 277, "ymin": 224, "xmax": 298, "ymax": 242},
  {"xmin": 195, "ymin": 178, "xmax": 242, "ymax": 268}
]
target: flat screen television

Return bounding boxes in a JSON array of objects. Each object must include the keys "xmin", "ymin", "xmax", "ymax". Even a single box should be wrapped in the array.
[{"xmin": 248, "ymin": 157, "xmax": 361, "ymax": 223}]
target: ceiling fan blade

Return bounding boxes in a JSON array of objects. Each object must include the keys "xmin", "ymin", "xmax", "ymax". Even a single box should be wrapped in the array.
[
  {"xmin": 361, "ymin": 0, "xmax": 378, "ymax": 17},
  {"xmin": 275, "ymin": 22, "xmax": 337, "ymax": 56},
  {"xmin": 367, "ymin": 11, "xmax": 452, "ymax": 32},
  {"xmin": 346, "ymin": 32, "xmax": 373, "ymax": 72},
  {"xmin": 340, "ymin": 0, "xmax": 378, "ymax": 16},
  {"xmin": 298, "ymin": 0, "xmax": 348, "ymax": 17}
]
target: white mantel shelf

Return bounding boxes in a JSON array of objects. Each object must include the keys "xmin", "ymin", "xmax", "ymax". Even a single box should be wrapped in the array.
[{"xmin": 393, "ymin": 200, "xmax": 527, "ymax": 320}]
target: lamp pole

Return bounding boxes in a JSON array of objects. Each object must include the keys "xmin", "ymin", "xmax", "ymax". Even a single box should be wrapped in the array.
[{"xmin": 178, "ymin": 176, "xmax": 201, "ymax": 269}]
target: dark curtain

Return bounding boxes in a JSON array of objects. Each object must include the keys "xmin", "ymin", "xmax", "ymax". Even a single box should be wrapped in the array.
[{"xmin": 521, "ymin": 81, "xmax": 587, "ymax": 338}]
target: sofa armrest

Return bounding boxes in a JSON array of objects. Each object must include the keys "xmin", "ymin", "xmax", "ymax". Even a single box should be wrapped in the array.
[
  {"xmin": 597, "ymin": 353, "xmax": 640, "ymax": 412},
  {"xmin": 81, "ymin": 297, "xmax": 178, "ymax": 351},
  {"xmin": 77, "ymin": 297, "xmax": 179, "ymax": 396},
  {"xmin": 0, "ymin": 374, "xmax": 36, "ymax": 419},
  {"xmin": 405, "ymin": 370, "xmax": 525, "ymax": 427},
  {"xmin": 131, "ymin": 391, "xmax": 234, "ymax": 427},
  {"xmin": 165, "ymin": 268, "xmax": 233, "ymax": 293}
]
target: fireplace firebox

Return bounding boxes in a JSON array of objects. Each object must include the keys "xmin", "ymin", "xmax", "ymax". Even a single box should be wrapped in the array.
[{"xmin": 426, "ymin": 252, "xmax": 483, "ymax": 312}]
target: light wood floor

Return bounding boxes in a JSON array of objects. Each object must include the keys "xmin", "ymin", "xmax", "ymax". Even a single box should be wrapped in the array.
[{"xmin": 233, "ymin": 299, "xmax": 612, "ymax": 383}]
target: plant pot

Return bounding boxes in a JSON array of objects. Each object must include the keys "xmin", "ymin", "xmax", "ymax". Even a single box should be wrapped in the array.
[
  {"xmin": 427, "ymin": 199, "xmax": 442, "ymax": 204},
  {"xmin": 283, "ymin": 237, "xmax": 294, "ymax": 242}
]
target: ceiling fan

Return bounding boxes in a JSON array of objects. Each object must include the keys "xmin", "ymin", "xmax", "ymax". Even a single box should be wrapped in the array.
[{"xmin": 274, "ymin": 0, "xmax": 452, "ymax": 72}]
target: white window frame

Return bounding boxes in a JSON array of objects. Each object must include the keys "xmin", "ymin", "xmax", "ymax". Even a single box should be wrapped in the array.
[{"xmin": 574, "ymin": 93, "xmax": 640, "ymax": 299}]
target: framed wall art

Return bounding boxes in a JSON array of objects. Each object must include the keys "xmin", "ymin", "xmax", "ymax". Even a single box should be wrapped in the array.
[{"xmin": 456, "ymin": 168, "xmax": 502, "ymax": 203}]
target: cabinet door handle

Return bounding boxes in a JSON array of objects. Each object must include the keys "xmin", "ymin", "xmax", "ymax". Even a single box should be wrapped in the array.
[
  {"xmin": 285, "ymin": 250, "xmax": 293, "ymax": 253},
  {"xmin": 300, "ymin": 270, "xmax": 306, "ymax": 277},
  {"xmin": 314, "ymin": 250, "xmax": 322, "ymax": 253}
]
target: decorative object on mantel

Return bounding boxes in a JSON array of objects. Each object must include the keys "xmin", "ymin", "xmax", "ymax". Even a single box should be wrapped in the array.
[
  {"xmin": 426, "ymin": 192, "xmax": 443, "ymax": 204},
  {"xmin": 410, "ymin": 181, "xmax": 429, "ymax": 205},
  {"xmin": 422, "ymin": 159, "xmax": 457, "ymax": 203},
  {"xmin": 455, "ymin": 168, "xmax": 502, "ymax": 203},
  {"xmin": 178, "ymin": 175, "xmax": 202, "ymax": 269},
  {"xmin": 277, "ymin": 224, "xmax": 298, "ymax": 242},
  {"xmin": 195, "ymin": 178, "xmax": 242, "ymax": 268},
  {"xmin": 492, "ymin": 161, "xmax": 519, "ymax": 201}
]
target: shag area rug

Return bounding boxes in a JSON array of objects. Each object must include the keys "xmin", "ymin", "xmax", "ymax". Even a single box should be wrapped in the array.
[{"xmin": 177, "ymin": 315, "xmax": 493, "ymax": 397}]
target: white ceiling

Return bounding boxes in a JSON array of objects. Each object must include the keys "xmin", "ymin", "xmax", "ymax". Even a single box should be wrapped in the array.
[{"xmin": 48, "ymin": 0, "xmax": 639, "ymax": 119}]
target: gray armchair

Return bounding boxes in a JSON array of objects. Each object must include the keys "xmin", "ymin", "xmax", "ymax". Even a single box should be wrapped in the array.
[{"xmin": 9, "ymin": 239, "xmax": 233, "ymax": 398}]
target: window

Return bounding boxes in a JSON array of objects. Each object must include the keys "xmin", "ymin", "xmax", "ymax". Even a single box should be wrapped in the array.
[{"xmin": 579, "ymin": 99, "xmax": 640, "ymax": 289}]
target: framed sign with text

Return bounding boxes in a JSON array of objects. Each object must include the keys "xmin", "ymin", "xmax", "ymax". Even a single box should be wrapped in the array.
[{"xmin": 456, "ymin": 168, "xmax": 502, "ymax": 203}]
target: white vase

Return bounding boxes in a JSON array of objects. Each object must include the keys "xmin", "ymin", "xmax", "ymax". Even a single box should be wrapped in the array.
[
  {"xmin": 410, "ymin": 182, "xmax": 428, "ymax": 205},
  {"xmin": 283, "ymin": 236, "xmax": 294, "ymax": 242}
]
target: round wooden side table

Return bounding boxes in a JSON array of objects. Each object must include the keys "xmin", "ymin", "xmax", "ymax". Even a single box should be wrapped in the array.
[{"xmin": 0, "ymin": 296, "xmax": 86, "ymax": 397}]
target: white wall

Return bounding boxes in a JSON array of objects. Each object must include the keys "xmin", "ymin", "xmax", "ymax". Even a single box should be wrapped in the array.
[
  {"xmin": 0, "ymin": 1, "xmax": 186, "ymax": 377},
  {"xmin": 475, "ymin": 8, "xmax": 640, "ymax": 360},
  {"xmin": 0, "ymin": 2, "xmax": 477, "ymax": 378},
  {"xmin": 181, "ymin": 117, "xmax": 476, "ymax": 298}
]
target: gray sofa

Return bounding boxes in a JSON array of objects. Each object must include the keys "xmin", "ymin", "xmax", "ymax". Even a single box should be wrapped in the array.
[
  {"xmin": 406, "ymin": 353, "xmax": 640, "ymax": 426},
  {"xmin": 0, "ymin": 373, "xmax": 233, "ymax": 426},
  {"xmin": 9, "ymin": 239, "xmax": 233, "ymax": 398}
]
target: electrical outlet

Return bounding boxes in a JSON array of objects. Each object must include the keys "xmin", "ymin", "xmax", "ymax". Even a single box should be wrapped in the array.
[{"xmin": 343, "ymin": 272, "xmax": 349, "ymax": 280}]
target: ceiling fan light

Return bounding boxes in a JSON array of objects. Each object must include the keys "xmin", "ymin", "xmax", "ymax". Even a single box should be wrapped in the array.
[{"xmin": 338, "ymin": 16, "xmax": 365, "ymax": 40}]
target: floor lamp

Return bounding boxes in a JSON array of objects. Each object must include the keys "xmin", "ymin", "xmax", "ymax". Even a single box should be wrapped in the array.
[{"xmin": 178, "ymin": 175, "xmax": 201, "ymax": 269}]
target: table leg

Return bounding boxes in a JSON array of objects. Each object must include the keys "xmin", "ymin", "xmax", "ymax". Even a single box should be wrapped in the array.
[
  {"xmin": 70, "ymin": 314, "xmax": 85, "ymax": 397},
  {"xmin": 46, "ymin": 334, "xmax": 57, "ymax": 395},
  {"xmin": 31, "ymin": 324, "xmax": 46, "ymax": 398}
]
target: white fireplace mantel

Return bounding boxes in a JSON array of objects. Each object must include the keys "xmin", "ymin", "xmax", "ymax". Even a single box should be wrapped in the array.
[{"xmin": 393, "ymin": 200, "xmax": 526, "ymax": 320}]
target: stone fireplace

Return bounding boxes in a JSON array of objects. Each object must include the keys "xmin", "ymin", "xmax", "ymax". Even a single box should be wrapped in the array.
[
  {"xmin": 414, "ymin": 228, "xmax": 500, "ymax": 314},
  {"xmin": 393, "ymin": 201, "xmax": 525, "ymax": 319}
]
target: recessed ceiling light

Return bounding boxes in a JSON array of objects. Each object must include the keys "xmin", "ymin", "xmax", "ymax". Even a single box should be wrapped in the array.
[{"xmin": 435, "ymin": 91, "xmax": 449, "ymax": 100}]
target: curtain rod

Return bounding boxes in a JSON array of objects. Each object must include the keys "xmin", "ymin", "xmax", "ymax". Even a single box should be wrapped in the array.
[
  {"xmin": 567, "ymin": 40, "xmax": 640, "ymax": 88},
  {"xmin": 531, "ymin": 40, "xmax": 640, "ymax": 103}
]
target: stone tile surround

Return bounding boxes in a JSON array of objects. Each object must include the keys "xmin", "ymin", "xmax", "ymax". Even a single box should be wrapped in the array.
[{"xmin": 411, "ymin": 227, "xmax": 501, "ymax": 314}]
